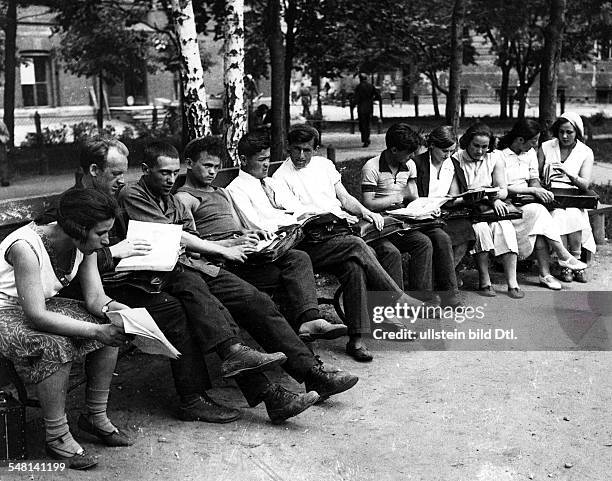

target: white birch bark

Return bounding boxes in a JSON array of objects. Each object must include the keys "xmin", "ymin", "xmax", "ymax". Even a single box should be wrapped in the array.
[
  {"xmin": 170, "ymin": 0, "xmax": 210, "ymax": 140},
  {"xmin": 223, "ymin": 0, "xmax": 247, "ymax": 166}
]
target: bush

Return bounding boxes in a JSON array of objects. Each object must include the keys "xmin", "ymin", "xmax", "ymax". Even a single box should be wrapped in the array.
[
  {"xmin": 71, "ymin": 121, "xmax": 98, "ymax": 142},
  {"xmin": 20, "ymin": 125, "xmax": 69, "ymax": 147}
]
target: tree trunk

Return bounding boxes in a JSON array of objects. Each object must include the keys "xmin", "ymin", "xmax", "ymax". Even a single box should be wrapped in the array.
[
  {"xmin": 283, "ymin": 0, "xmax": 297, "ymax": 133},
  {"xmin": 170, "ymin": 0, "xmax": 210, "ymax": 141},
  {"xmin": 429, "ymin": 74, "xmax": 440, "ymax": 118},
  {"xmin": 539, "ymin": 0, "xmax": 566, "ymax": 129},
  {"xmin": 3, "ymin": 0, "xmax": 17, "ymax": 149},
  {"xmin": 97, "ymin": 75, "xmax": 104, "ymax": 129},
  {"xmin": 266, "ymin": 0, "xmax": 286, "ymax": 163},
  {"xmin": 223, "ymin": 0, "xmax": 247, "ymax": 166},
  {"xmin": 516, "ymin": 88, "xmax": 527, "ymax": 119},
  {"xmin": 445, "ymin": 0, "xmax": 465, "ymax": 132},
  {"xmin": 499, "ymin": 64, "xmax": 511, "ymax": 119}
]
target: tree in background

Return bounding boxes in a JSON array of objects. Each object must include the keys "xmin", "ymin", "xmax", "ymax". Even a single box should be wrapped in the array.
[
  {"xmin": 222, "ymin": 0, "xmax": 247, "ymax": 165},
  {"xmin": 169, "ymin": 0, "xmax": 211, "ymax": 140},
  {"xmin": 539, "ymin": 0, "xmax": 566, "ymax": 128},
  {"xmin": 55, "ymin": 1, "xmax": 151, "ymax": 129},
  {"xmin": 446, "ymin": 0, "xmax": 465, "ymax": 131},
  {"xmin": 1, "ymin": 0, "xmax": 17, "ymax": 148}
]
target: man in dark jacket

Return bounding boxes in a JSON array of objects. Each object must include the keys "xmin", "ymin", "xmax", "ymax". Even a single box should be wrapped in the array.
[{"xmin": 351, "ymin": 73, "xmax": 380, "ymax": 147}]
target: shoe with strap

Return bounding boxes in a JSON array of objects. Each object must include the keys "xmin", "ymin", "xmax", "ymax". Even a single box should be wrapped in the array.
[
  {"xmin": 539, "ymin": 274, "xmax": 562, "ymax": 290},
  {"xmin": 573, "ymin": 269, "xmax": 587, "ymax": 283},
  {"xmin": 262, "ymin": 384, "xmax": 320, "ymax": 424},
  {"xmin": 77, "ymin": 415, "xmax": 133, "ymax": 447},
  {"xmin": 558, "ymin": 257, "xmax": 587, "ymax": 271},
  {"xmin": 46, "ymin": 434, "xmax": 98, "ymax": 470},
  {"xmin": 177, "ymin": 394, "xmax": 241, "ymax": 423}
]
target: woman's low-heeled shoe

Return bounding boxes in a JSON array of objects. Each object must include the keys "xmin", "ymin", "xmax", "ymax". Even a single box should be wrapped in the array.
[
  {"xmin": 45, "ymin": 443, "xmax": 98, "ymax": 470},
  {"xmin": 478, "ymin": 285, "xmax": 496, "ymax": 297},
  {"xmin": 345, "ymin": 343, "xmax": 373, "ymax": 362},
  {"xmin": 78, "ymin": 415, "xmax": 133, "ymax": 447},
  {"xmin": 507, "ymin": 287, "xmax": 525, "ymax": 299}
]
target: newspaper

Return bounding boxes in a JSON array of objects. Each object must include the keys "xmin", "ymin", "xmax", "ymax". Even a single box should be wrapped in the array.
[
  {"xmin": 106, "ymin": 308, "xmax": 181, "ymax": 359},
  {"xmin": 115, "ymin": 220, "xmax": 183, "ymax": 272}
]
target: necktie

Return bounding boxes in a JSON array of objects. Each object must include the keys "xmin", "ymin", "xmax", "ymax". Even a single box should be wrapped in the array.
[{"xmin": 260, "ymin": 178, "xmax": 285, "ymax": 210}]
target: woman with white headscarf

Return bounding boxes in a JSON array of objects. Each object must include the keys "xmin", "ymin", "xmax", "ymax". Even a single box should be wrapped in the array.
[{"xmin": 538, "ymin": 112, "xmax": 595, "ymax": 283}]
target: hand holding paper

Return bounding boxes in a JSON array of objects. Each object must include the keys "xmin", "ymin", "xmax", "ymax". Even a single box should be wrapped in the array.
[{"xmin": 106, "ymin": 308, "xmax": 181, "ymax": 359}]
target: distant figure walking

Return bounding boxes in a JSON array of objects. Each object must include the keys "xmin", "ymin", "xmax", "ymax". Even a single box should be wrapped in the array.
[
  {"xmin": 0, "ymin": 119, "xmax": 10, "ymax": 186},
  {"xmin": 297, "ymin": 83, "xmax": 312, "ymax": 118},
  {"xmin": 351, "ymin": 73, "xmax": 380, "ymax": 147}
]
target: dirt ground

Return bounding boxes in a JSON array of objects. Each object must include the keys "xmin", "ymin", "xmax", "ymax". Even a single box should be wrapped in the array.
[{"xmin": 3, "ymin": 246, "xmax": 612, "ymax": 481}]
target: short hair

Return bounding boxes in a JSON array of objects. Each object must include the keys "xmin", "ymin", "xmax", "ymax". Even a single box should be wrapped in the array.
[
  {"xmin": 79, "ymin": 135, "xmax": 128, "ymax": 172},
  {"xmin": 184, "ymin": 136, "xmax": 224, "ymax": 162},
  {"xmin": 287, "ymin": 123, "xmax": 320, "ymax": 149},
  {"xmin": 498, "ymin": 119, "xmax": 542, "ymax": 149},
  {"xmin": 56, "ymin": 189, "xmax": 119, "ymax": 243},
  {"xmin": 551, "ymin": 117, "xmax": 584, "ymax": 142},
  {"xmin": 458, "ymin": 122, "xmax": 496, "ymax": 151},
  {"xmin": 143, "ymin": 141, "xmax": 180, "ymax": 168},
  {"xmin": 385, "ymin": 123, "xmax": 422, "ymax": 152},
  {"xmin": 237, "ymin": 128, "xmax": 271, "ymax": 158},
  {"xmin": 427, "ymin": 126, "xmax": 456, "ymax": 149}
]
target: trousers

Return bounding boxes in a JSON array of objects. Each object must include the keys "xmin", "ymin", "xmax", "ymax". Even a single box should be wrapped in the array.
[
  {"xmin": 226, "ymin": 249, "xmax": 320, "ymax": 330},
  {"xmin": 299, "ymin": 235, "xmax": 403, "ymax": 335}
]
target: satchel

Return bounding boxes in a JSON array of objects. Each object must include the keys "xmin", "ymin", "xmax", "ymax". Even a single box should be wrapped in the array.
[
  {"xmin": 301, "ymin": 213, "xmax": 352, "ymax": 243},
  {"xmin": 471, "ymin": 201, "xmax": 523, "ymax": 222},
  {"xmin": 246, "ymin": 225, "xmax": 305, "ymax": 264},
  {"xmin": 102, "ymin": 270, "xmax": 169, "ymax": 294},
  {"xmin": 351, "ymin": 216, "xmax": 406, "ymax": 243}
]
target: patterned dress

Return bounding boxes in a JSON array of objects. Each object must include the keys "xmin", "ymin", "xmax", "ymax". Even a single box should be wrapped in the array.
[{"xmin": 0, "ymin": 223, "xmax": 105, "ymax": 383}]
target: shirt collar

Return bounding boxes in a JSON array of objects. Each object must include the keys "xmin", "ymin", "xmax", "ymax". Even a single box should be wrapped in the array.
[
  {"xmin": 137, "ymin": 176, "xmax": 166, "ymax": 202},
  {"xmin": 379, "ymin": 150, "xmax": 409, "ymax": 173},
  {"xmin": 238, "ymin": 168, "xmax": 266, "ymax": 186}
]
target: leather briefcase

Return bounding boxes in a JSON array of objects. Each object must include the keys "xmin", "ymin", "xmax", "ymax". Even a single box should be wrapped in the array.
[
  {"xmin": 351, "ymin": 216, "xmax": 406, "ymax": 243},
  {"xmin": 301, "ymin": 213, "xmax": 353, "ymax": 243},
  {"xmin": 246, "ymin": 225, "xmax": 305, "ymax": 264}
]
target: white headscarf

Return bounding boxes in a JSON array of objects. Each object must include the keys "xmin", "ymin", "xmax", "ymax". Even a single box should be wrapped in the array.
[{"xmin": 559, "ymin": 112, "xmax": 584, "ymax": 137}]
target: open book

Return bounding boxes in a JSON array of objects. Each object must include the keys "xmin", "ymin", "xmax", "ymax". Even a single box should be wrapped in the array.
[
  {"xmin": 115, "ymin": 220, "xmax": 183, "ymax": 272},
  {"xmin": 387, "ymin": 197, "xmax": 450, "ymax": 220},
  {"xmin": 106, "ymin": 308, "xmax": 181, "ymax": 359}
]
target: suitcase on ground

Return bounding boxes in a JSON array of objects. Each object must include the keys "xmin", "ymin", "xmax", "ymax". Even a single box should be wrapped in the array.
[{"xmin": 0, "ymin": 390, "xmax": 27, "ymax": 461}]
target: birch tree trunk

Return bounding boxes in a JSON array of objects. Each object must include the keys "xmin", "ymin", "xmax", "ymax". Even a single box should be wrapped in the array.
[
  {"xmin": 539, "ymin": 0, "xmax": 566, "ymax": 129},
  {"xmin": 170, "ymin": 0, "xmax": 210, "ymax": 142},
  {"xmin": 223, "ymin": 0, "xmax": 247, "ymax": 166}
]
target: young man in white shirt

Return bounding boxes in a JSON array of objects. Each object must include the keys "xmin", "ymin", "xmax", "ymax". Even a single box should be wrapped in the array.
[{"xmin": 228, "ymin": 128, "xmax": 409, "ymax": 363}]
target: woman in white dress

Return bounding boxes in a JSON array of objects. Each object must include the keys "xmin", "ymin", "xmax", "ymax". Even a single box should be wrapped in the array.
[
  {"xmin": 453, "ymin": 122, "xmax": 523, "ymax": 299},
  {"xmin": 497, "ymin": 119, "xmax": 587, "ymax": 290},
  {"xmin": 538, "ymin": 112, "xmax": 595, "ymax": 283}
]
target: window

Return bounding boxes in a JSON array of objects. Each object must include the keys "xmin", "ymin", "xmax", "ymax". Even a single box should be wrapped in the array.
[{"xmin": 20, "ymin": 56, "xmax": 50, "ymax": 107}]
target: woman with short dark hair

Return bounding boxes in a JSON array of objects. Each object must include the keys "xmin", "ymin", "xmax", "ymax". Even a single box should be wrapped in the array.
[{"xmin": 0, "ymin": 189, "xmax": 133, "ymax": 470}]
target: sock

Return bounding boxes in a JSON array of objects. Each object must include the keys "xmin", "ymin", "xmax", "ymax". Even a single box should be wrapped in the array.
[
  {"xmin": 44, "ymin": 415, "xmax": 82, "ymax": 455},
  {"xmin": 85, "ymin": 387, "xmax": 116, "ymax": 434}
]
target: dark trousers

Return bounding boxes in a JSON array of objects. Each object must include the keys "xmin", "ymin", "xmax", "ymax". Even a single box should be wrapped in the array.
[
  {"xmin": 358, "ymin": 111, "xmax": 372, "ymax": 144},
  {"xmin": 0, "ymin": 147, "xmax": 8, "ymax": 183},
  {"xmin": 373, "ymin": 228, "xmax": 458, "ymax": 300},
  {"xmin": 195, "ymin": 267, "xmax": 317, "ymax": 406},
  {"xmin": 299, "ymin": 235, "xmax": 403, "ymax": 335},
  {"xmin": 99, "ymin": 284, "xmax": 215, "ymax": 403},
  {"xmin": 226, "ymin": 250, "xmax": 319, "ymax": 330}
]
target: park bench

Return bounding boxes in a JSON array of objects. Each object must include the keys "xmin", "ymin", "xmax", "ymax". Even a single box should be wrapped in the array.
[{"xmin": 588, "ymin": 204, "xmax": 612, "ymax": 245}]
